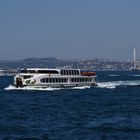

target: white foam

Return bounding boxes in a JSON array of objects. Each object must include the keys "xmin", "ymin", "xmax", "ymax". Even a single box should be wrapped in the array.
[
  {"xmin": 4, "ymin": 85, "xmax": 91, "ymax": 91},
  {"xmin": 4, "ymin": 85, "xmax": 61, "ymax": 91},
  {"xmin": 97, "ymin": 80, "xmax": 140, "ymax": 89},
  {"xmin": 72, "ymin": 86, "xmax": 91, "ymax": 89}
]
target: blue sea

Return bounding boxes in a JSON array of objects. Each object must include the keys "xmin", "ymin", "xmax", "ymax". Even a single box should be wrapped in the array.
[{"xmin": 0, "ymin": 71, "xmax": 140, "ymax": 140}]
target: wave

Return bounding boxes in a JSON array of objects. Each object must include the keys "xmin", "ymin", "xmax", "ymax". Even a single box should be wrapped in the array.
[
  {"xmin": 108, "ymin": 75, "xmax": 120, "ymax": 77},
  {"xmin": 132, "ymin": 75, "xmax": 140, "ymax": 77},
  {"xmin": 97, "ymin": 80, "xmax": 140, "ymax": 89}
]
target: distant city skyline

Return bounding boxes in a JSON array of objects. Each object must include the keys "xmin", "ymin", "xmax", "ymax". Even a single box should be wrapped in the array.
[{"xmin": 0, "ymin": 0, "xmax": 140, "ymax": 60}]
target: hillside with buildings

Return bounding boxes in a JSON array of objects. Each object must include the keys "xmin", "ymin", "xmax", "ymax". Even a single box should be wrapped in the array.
[{"xmin": 0, "ymin": 58, "xmax": 140, "ymax": 74}]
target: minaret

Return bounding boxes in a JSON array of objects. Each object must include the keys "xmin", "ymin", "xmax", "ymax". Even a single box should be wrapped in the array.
[{"xmin": 133, "ymin": 48, "xmax": 136, "ymax": 70}]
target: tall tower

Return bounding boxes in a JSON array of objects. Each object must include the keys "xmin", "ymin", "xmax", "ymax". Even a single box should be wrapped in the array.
[{"xmin": 133, "ymin": 48, "xmax": 136, "ymax": 70}]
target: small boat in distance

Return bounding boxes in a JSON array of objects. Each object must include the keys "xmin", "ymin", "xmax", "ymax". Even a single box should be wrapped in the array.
[{"xmin": 14, "ymin": 68, "xmax": 97, "ymax": 88}]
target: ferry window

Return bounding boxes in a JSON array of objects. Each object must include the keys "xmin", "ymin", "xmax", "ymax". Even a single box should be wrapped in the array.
[
  {"xmin": 78, "ymin": 78, "xmax": 80, "ymax": 82},
  {"xmin": 64, "ymin": 70, "xmax": 66, "ymax": 75},
  {"xmin": 21, "ymin": 70, "xmax": 36, "ymax": 73},
  {"xmin": 90, "ymin": 78, "xmax": 92, "ymax": 82},
  {"xmin": 73, "ymin": 78, "xmax": 75, "ymax": 82},
  {"xmin": 65, "ymin": 79, "xmax": 67, "ymax": 82},
  {"xmin": 74, "ymin": 71, "xmax": 76, "ymax": 75},
  {"xmin": 59, "ymin": 78, "xmax": 61, "ymax": 83},
  {"xmin": 76, "ymin": 70, "xmax": 79, "ymax": 75},
  {"xmin": 47, "ymin": 78, "xmax": 50, "ymax": 83},
  {"xmin": 61, "ymin": 70, "xmax": 64, "ymax": 75},
  {"xmin": 85, "ymin": 78, "xmax": 87, "ymax": 82},
  {"xmin": 29, "ymin": 70, "xmax": 36, "ymax": 73},
  {"xmin": 83, "ymin": 78, "xmax": 84, "ymax": 82},
  {"xmin": 49, "ymin": 78, "xmax": 52, "ymax": 83},
  {"xmin": 40, "ymin": 78, "xmax": 45, "ymax": 83},
  {"xmin": 71, "ymin": 70, "xmax": 74, "ymax": 75},
  {"xmin": 71, "ymin": 78, "xmax": 74, "ymax": 82},
  {"xmin": 69, "ymin": 70, "xmax": 72, "ymax": 75},
  {"xmin": 21, "ymin": 70, "xmax": 28, "ymax": 73},
  {"xmin": 44, "ymin": 79, "xmax": 46, "ymax": 83},
  {"xmin": 58, "ymin": 78, "xmax": 60, "ymax": 83},
  {"xmin": 56, "ymin": 78, "xmax": 59, "ymax": 83},
  {"xmin": 89, "ymin": 78, "xmax": 91, "ymax": 82},
  {"xmin": 75, "ymin": 70, "xmax": 78, "ymax": 75},
  {"xmin": 77, "ymin": 78, "xmax": 79, "ymax": 82},
  {"xmin": 37, "ymin": 70, "xmax": 58, "ymax": 74},
  {"xmin": 55, "ymin": 78, "xmax": 58, "ymax": 83},
  {"xmin": 52, "ymin": 78, "xmax": 55, "ymax": 83},
  {"xmin": 68, "ymin": 70, "xmax": 70, "ymax": 75},
  {"xmin": 83, "ymin": 78, "xmax": 85, "ymax": 82},
  {"xmin": 61, "ymin": 78, "xmax": 63, "ymax": 83},
  {"xmin": 23, "ymin": 76, "xmax": 32, "ymax": 79}
]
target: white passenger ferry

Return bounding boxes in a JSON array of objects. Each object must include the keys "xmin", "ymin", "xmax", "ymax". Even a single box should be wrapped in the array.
[{"xmin": 14, "ymin": 68, "xmax": 97, "ymax": 88}]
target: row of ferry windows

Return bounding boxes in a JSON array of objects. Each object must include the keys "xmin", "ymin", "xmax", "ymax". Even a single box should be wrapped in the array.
[
  {"xmin": 21, "ymin": 70, "xmax": 79, "ymax": 75},
  {"xmin": 61, "ymin": 70, "xmax": 79, "ymax": 75},
  {"xmin": 40, "ymin": 78, "xmax": 92, "ymax": 83},
  {"xmin": 21, "ymin": 70, "xmax": 58, "ymax": 74},
  {"xmin": 71, "ymin": 78, "xmax": 92, "ymax": 82},
  {"xmin": 41, "ymin": 78, "xmax": 67, "ymax": 83}
]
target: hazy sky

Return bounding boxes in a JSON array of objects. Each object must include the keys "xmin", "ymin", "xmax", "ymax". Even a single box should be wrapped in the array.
[{"xmin": 0, "ymin": 0, "xmax": 140, "ymax": 60}]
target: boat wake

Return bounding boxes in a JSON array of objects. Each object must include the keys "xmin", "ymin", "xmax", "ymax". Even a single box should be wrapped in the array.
[
  {"xmin": 4, "ymin": 85, "xmax": 61, "ymax": 91},
  {"xmin": 4, "ymin": 80, "xmax": 140, "ymax": 91},
  {"xmin": 97, "ymin": 80, "xmax": 140, "ymax": 89},
  {"xmin": 4, "ymin": 85, "xmax": 91, "ymax": 91}
]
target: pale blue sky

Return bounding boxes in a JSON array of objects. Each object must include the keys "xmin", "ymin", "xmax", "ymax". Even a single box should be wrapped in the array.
[{"xmin": 0, "ymin": 0, "xmax": 140, "ymax": 60}]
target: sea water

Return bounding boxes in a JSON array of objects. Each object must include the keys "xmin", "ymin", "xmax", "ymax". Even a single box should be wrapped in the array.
[{"xmin": 0, "ymin": 71, "xmax": 140, "ymax": 139}]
